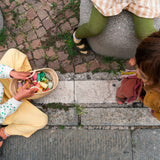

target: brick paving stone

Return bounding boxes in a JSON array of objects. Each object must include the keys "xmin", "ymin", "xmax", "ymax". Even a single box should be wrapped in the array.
[
  {"xmin": 23, "ymin": 3, "xmax": 30, "ymax": 10},
  {"xmin": 24, "ymin": 42, "xmax": 29, "ymax": 49},
  {"xmin": 33, "ymin": 49, "xmax": 45, "ymax": 59},
  {"xmin": 31, "ymin": 39, "xmax": 41, "ymax": 49},
  {"xmin": 75, "ymin": 63, "xmax": 87, "ymax": 73},
  {"xmin": 5, "ymin": 13, "xmax": 13, "ymax": 21},
  {"xmin": 89, "ymin": 59, "xmax": 100, "ymax": 71},
  {"xmin": 40, "ymin": 36, "xmax": 48, "ymax": 42},
  {"xmin": 110, "ymin": 61, "xmax": 119, "ymax": 70},
  {"xmin": 48, "ymin": 60, "xmax": 60, "ymax": 70},
  {"xmin": 31, "ymin": 18, "xmax": 42, "ymax": 29},
  {"xmin": 16, "ymin": 34, "xmax": 25, "ymax": 45},
  {"xmin": 22, "ymin": 21, "xmax": 32, "ymax": 32},
  {"xmin": 100, "ymin": 63, "xmax": 110, "ymax": 70},
  {"xmin": 0, "ymin": 2, "xmax": 6, "ymax": 9},
  {"xmin": 49, "ymin": 9, "xmax": 57, "ymax": 17},
  {"xmin": 3, "ymin": 0, "xmax": 10, "ymax": 6},
  {"xmin": 58, "ymin": 51, "xmax": 68, "ymax": 61},
  {"xmin": 61, "ymin": 60, "xmax": 74, "ymax": 72},
  {"xmin": 25, "ymin": 51, "xmax": 33, "ymax": 60},
  {"xmin": 60, "ymin": 22, "xmax": 72, "ymax": 32},
  {"xmin": 63, "ymin": 0, "xmax": 70, "ymax": 5},
  {"xmin": 26, "ymin": 0, "xmax": 35, "ymax": 4},
  {"xmin": 18, "ymin": 44, "xmax": 24, "ymax": 50},
  {"xmin": 9, "ymin": 1, "xmax": 16, "ymax": 10},
  {"xmin": 35, "ymin": 58, "xmax": 47, "ymax": 68},
  {"xmin": 3, "ymin": 8, "xmax": 11, "ymax": 13},
  {"xmin": 32, "ymin": 2, "xmax": 42, "ymax": 11},
  {"xmin": 48, "ymin": 0, "xmax": 57, "ymax": 3},
  {"xmin": 46, "ymin": 47, "xmax": 56, "ymax": 57},
  {"xmin": 29, "ymin": 60, "xmax": 36, "ymax": 69},
  {"xmin": 16, "ymin": 0, "xmax": 25, "ymax": 4},
  {"xmin": 27, "ymin": 8, "xmax": 37, "ymax": 20},
  {"xmin": 42, "ymin": 2, "xmax": 51, "ymax": 11},
  {"xmin": 73, "ymin": 55, "xmax": 83, "ymax": 65},
  {"xmin": 16, "ymin": 5, "xmax": 25, "ymax": 14},
  {"xmin": 5, "ymin": 20, "xmax": 15, "ymax": 28},
  {"xmin": 69, "ymin": 17, "xmax": 78, "ymax": 26},
  {"xmin": 43, "ymin": 17, "xmax": 55, "ymax": 30},
  {"xmin": 83, "ymin": 52, "xmax": 96, "ymax": 61},
  {"xmin": 36, "ymin": 27, "xmax": 47, "ymax": 38},
  {"xmin": 7, "ymin": 39, "xmax": 16, "ymax": 48},
  {"xmin": 0, "ymin": 45, "xmax": 7, "ymax": 52},
  {"xmin": 65, "ymin": 9, "xmax": 74, "ymax": 18},
  {"xmin": 55, "ymin": 41, "xmax": 65, "ymax": 48},
  {"xmin": 37, "ymin": 9, "xmax": 48, "ymax": 20},
  {"xmin": 27, "ymin": 30, "xmax": 37, "ymax": 41}
]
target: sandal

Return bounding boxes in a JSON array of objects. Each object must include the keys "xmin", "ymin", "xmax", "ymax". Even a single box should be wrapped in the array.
[{"xmin": 73, "ymin": 31, "xmax": 89, "ymax": 54}]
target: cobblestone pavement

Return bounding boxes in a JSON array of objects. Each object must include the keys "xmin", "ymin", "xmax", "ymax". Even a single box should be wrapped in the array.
[{"xmin": 0, "ymin": 0, "xmax": 133, "ymax": 74}]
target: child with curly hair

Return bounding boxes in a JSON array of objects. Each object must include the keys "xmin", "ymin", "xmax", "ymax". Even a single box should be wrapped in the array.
[{"xmin": 117, "ymin": 31, "xmax": 160, "ymax": 121}]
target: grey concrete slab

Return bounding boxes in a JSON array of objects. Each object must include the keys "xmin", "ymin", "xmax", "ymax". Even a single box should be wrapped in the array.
[
  {"xmin": 2, "ymin": 129, "xmax": 132, "ymax": 160},
  {"xmin": 0, "ymin": 10, "xmax": 3, "ymax": 31},
  {"xmin": 34, "ymin": 81, "xmax": 74, "ymax": 104},
  {"xmin": 75, "ymin": 80, "xmax": 121, "ymax": 103},
  {"xmin": 132, "ymin": 129, "xmax": 160, "ymax": 160},
  {"xmin": 81, "ymin": 108, "xmax": 160, "ymax": 126},
  {"xmin": 80, "ymin": 0, "xmax": 160, "ymax": 58},
  {"xmin": 46, "ymin": 108, "xmax": 78, "ymax": 126}
]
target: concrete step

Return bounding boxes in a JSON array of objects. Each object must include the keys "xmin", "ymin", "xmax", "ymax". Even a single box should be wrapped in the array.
[
  {"xmin": 33, "ymin": 72, "xmax": 160, "ymax": 127},
  {"xmin": 33, "ymin": 72, "xmax": 120, "ymax": 104},
  {"xmin": 2, "ymin": 128, "xmax": 160, "ymax": 160}
]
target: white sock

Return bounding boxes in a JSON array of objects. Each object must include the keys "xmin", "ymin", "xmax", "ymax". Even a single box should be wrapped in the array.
[{"xmin": 73, "ymin": 31, "xmax": 81, "ymax": 41}]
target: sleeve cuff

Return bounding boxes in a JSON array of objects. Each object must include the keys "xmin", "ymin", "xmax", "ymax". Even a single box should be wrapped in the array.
[
  {"xmin": 2, "ymin": 65, "xmax": 14, "ymax": 78},
  {"xmin": 8, "ymin": 97, "xmax": 23, "ymax": 106}
]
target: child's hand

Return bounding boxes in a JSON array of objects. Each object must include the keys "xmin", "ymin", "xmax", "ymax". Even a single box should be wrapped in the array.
[
  {"xmin": 129, "ymin": 57, "xmax": 136, "ymax": 66},
  {"xmin": 10, "ymin": 70, "xmax": 31, "ymax": 80},
  {"xmin": 14, "ymin": 82, "xmax": 36, "ymax": 101}
]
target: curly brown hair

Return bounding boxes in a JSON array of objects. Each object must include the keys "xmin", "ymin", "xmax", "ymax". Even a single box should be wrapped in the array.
[{"xmin": 135, "ymin": 31, "xmax": 160, "ymax": 90}]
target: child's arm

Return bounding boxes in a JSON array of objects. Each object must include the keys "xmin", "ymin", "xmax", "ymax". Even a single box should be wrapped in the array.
[
  {"xmin": 0, "ymin": 81, "xmax": 35, "ymax": 124},
  {"xmin": 0, "ymin": 64, "xmax": 14, "ymax": 79},
  {"xmin": 0, "ymin": 97, "xmax": 22, "ymax": 123}
]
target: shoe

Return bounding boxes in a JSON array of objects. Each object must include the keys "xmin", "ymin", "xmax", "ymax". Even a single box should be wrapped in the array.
[{"xmin": 73, "ymin": 30, "xmax": 89, "ymax": 54}]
